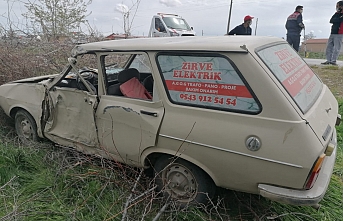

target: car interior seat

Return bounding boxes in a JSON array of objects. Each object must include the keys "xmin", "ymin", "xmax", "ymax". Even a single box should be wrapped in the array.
[
  {"xmin": 142, "ymin": 75, "xmax": 154, "ymax": 96},
  {"xmin": 107, "ymin": 68, "xmax": 140, "ymax": 96},
  {"xmin": 120, "ymin": 76, "xmax": 153, "ymax": 100}
]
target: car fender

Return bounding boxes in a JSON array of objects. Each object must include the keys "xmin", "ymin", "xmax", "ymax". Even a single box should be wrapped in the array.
[
  {"xmin": 9, "ymin": 103, "xmax": 44, "ymax": 138},
  {"xmin": 4, "ymin": 84, "xmax": 47, "ymax": 138},
  {"xmin": 141, "ymin": 145, "xmax": 219, "ymax": 185}
]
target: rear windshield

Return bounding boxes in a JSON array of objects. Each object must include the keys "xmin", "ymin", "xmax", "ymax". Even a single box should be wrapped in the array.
[{"xmin": 256, "ymin": 43, "xmax": 322, "ymax": 113}]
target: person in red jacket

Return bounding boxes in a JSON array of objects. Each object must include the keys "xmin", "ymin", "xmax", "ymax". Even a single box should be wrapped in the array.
[{"xmin": 322, "ymin": 1, "xmax": 343, "ymax": 65}]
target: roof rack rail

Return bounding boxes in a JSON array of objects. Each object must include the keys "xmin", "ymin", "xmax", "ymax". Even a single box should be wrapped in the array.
[{"xmin": 157, "ymin": 12, "xmax": 179, "ymax": 17}]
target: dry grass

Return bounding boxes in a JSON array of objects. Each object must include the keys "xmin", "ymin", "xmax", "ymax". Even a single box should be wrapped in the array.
[{"xmin": 311, "ymin": 65, "xmax": 343, "ymax": 98}]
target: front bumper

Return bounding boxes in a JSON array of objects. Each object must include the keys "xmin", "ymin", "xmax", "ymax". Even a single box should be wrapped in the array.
[{"xmin": 258, "ymin": 130, "xmax": 337, "ymax": 206}]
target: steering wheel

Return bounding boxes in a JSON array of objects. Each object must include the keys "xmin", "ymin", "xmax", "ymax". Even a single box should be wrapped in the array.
[{"xmin": 76, "ymin": 69, "xmax": 98, "ymax": 93}]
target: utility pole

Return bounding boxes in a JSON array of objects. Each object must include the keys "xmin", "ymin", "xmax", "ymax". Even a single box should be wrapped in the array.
[
  {"xmin": 226, "ymin": 0, "xmax": 233, "ymax": 34},
  {"xmin": 303, "ymin": 28, "xmax": 307, "ymax": 57},
  {"xmin": 254, "ymin": 18, "xmax": 258, "ymax": 36}
]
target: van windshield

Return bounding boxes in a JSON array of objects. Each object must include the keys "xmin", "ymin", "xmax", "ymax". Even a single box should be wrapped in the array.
[
  {"xmin": 256, "ymin": 43, "xmax": 322, "ymax": 114},
  {"xmin": 162, "ymin": 17, "xmax": 191, "ymax": 30}
]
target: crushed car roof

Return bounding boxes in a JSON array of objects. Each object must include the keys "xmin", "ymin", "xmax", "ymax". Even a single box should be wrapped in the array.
[{"xmin": 71, "ymin": 36, "xmax": 285, "ymax": 56}]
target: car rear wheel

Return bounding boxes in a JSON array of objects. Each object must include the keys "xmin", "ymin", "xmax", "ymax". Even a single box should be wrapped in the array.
[
  {"xmin": 15, "ymin": 110, "xmax": 38, "ymax": 143},
  {"xmin": 154, "ymin": 155, "xmax": 216, "ymax": 206}
]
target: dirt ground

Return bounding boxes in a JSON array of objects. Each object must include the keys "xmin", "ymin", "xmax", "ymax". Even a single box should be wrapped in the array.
[{"xmin": 311, "ymin": 65, "xmax": 343, "ymax": 98}]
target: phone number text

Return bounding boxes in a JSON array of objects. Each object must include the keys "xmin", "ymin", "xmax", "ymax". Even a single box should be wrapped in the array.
[{"xmin": 179, "ymin": 94, "xmax": 237, "ymax": 106}]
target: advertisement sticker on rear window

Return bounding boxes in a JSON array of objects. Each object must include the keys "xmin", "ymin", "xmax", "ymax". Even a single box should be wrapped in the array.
[
  {"xmin": 256, "ymin": 44, "xmax": 322, "ymax": 113},
  {"xmin": 157, "ymin": 55, "xmax": 260, "ymax": 113}
]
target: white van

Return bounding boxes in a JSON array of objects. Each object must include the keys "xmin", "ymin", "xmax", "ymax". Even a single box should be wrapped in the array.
[{"xmin": 148, "ymin": 13, "xmax": 196, "ymax": 37}]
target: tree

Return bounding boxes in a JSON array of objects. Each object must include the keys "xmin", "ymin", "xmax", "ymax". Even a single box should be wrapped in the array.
[
  {"xmin": 23, "ymin": 0, "xmax": 92, "ymax": 41},
  {"xmin": 115, "ymin": 0, "xmax": 141, "ymax": 37},
  {"xmin": 304, "ymin": 32, "xmax": 316, "ymax": 41}
]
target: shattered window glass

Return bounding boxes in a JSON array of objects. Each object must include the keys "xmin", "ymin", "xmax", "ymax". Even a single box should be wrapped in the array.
[
  {"xmin": 157, "ymin": 54, "xmax": 260, "ymax": 113},
  {"xmin": 60, "ymin": 54, "xmax": 98, "ymax": 90},
  {"xmin": 104, "ymin": 54, "xmax": 131, "ymax": 81},
  {"xmin": 129, "ymin": 54, "xmax": 151, "ymax": 73}
]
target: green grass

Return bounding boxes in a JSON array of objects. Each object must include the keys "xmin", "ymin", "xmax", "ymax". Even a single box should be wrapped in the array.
[
  {"xmin": 0, "ymin": 101, "xmax": 342, "ymax": 220},
  {"xmin": 0, "ymin": 143, "xmax": 126, "ymax": 220},
  {"xmin": 322, "ymin": 65, "xmax": 340, "ymax": 70}
]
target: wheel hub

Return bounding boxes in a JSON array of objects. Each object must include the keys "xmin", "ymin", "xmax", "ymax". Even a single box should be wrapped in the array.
[
  {"xmin": 164, "ymin": 164, "xmax": 197, "ymax": 200},
  {"xmin": 20, "ymin": 119, "xmax": 33, "ymax": 139}
]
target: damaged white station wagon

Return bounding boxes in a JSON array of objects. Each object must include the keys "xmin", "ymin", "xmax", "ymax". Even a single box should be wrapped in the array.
[{"xmin": 0, "ymin": 36, "xmax": 340, "ymax": 207}]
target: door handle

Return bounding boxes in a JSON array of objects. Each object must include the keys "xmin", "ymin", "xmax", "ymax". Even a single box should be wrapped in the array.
[{"xmin": 140, "ymin": 110, "xmax": 158, "ymax": 117}]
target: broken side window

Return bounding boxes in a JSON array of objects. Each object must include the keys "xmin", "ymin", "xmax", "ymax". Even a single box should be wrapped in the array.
[
  {"xmin": 58, "ymin": 54, "xmax": 98, "ymax": 93},
  {"xmin": 103, "ymin": 53, "xmax": 155, "ymax": 101}
]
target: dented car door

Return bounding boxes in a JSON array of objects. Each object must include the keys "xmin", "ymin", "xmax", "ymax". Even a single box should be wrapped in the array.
[
  {"xmin": 43, "ymin": 57, "xmax": 99, "ymax": 148},
  {"xmin": 95, "ymin": 52, "xmax": 164, "ymax": 165},
  {"xmin": 95, "ymin": 98, "xmax": 164, "ymax": 165},
  {"xmin": 44, "ymin": 88, "xmax": 98, "ymax": 147}
]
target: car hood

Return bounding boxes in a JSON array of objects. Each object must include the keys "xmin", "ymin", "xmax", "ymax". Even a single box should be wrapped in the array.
[{"xmin": 11, "ymin": 74, "xmax": 58, "ymax": 84}]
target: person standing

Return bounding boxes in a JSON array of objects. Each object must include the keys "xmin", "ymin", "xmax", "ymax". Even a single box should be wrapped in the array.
[
  {"xmin": 228, "ymin": 15, "xmax": 254, "ymax": 35},
  {"xmin": 322, "ymin": 1, "xmax": 343, "ymax": 65},
  {"xmin": 285, "ymin": 5, "xmax": 305, "ymax": 52}
]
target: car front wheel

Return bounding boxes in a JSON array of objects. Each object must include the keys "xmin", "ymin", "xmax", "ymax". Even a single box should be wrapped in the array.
[
  {"xmin": 154, "ymin": 155, "xmax": 216, "ymax": 206},
  {"xmin": 15, "ymin": 110, "xmax": 38, "ymax": 143}
]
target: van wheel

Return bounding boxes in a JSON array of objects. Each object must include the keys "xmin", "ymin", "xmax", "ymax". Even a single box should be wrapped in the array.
[
  {"xmin": 15, "ymin": 110, "xmax": 38, "ymax": 143},
  {"xmin": 154, "ymin": 155, "xmax": 215, "ymax": 206}
]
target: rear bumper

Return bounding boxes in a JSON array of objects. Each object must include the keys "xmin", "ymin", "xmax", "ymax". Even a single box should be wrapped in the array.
[{"xmin": 258, "ymin": 129, "xmax": 337, "ymax": 206}]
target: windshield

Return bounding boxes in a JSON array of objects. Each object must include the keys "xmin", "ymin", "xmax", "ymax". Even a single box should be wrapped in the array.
[
  {"xmin": 162, "ymin": 17, "xmax": 191, "ymax": 30},
  {"xmin": 256, "ymin": 43, "xmax": 322, "ymax": 113}
]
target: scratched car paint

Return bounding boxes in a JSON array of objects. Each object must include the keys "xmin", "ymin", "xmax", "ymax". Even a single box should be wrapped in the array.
[{"xmin": 0, "ymin": 36, "xmax": 340, "ymax": 207}]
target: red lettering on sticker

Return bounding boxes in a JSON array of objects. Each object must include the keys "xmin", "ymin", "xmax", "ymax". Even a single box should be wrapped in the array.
[
  {"xmin": 213, "ymin": 72, "xmax": 221, "ymax": 80},
  {"xmin": 279, "ymin": 57, "xmax": 303, "ymax": 74},
  {"xmin": 189, "ymin": 71, "xmax": 197, "ymax": 79},
  {"xmin": 275, "ymin": 49, "xmax": 293, "ymax": 61},
  {"xmin": 306, "ymin": 81, "xmax": 316, "ymax": 94},
  {"xmin": 199, "ymin": 63, "xmax": 206, "ymax": 70},
  {"xmin": 184, "ymin": 71, "xmax": 190, "ymax": 78},
  {"xmin": 174, "ymin": 70, "xmax": 222, "ymax": 79},
  {"xmin": 282, "ymin": 65, "xmax": 315, "ymax": 97},
  {"xmin": 165, "ymin": 80, "xmax": 252, "ymax": 98},
  {"xmin": 173, "ymin": 70, "xmax": 181, "ymax": 77},
  {"xmin": 203, "ymin": 72, "xmax": 210, "ymax": 79},
  {"xmin": 191, "ymin": 62, "xmax": 198, "ymax": 70},
  {"xmin": 182, "ymin": 62, "xmax": 189, "ymax": 70},
  {"xmin": 206, "ymin": 63, "xmax": 213, "ymax": 70}
]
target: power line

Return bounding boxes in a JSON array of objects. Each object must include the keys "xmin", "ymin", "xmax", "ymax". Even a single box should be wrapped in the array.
[{"xmin": 133, "ymin": 1, "xmax": 332, "ymax": 18}]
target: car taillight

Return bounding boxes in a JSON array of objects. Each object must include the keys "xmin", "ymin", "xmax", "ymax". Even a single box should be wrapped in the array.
[{"xmin": 305, "ymin": 154, "xmax": 326, "ymax": 190}]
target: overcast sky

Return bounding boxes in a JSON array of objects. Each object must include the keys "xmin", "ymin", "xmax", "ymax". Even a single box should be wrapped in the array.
[{"xmin": 0, "ymin": 0, "xmax": 338, "ymax": 39}]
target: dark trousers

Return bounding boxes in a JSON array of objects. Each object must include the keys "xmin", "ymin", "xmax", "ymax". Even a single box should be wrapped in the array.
[{"xmin": 286, "ymin": 34, "xmax": 300, "ymax": 52}]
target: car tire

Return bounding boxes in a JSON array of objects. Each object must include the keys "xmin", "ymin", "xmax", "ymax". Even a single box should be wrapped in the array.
[
  {"xmin": 15, "ymin": 110, "xmax": 38, "ymax": 143},
  {"xmin": 154, "ymin": 155, "xmax": 216, "ymax": 206}
]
